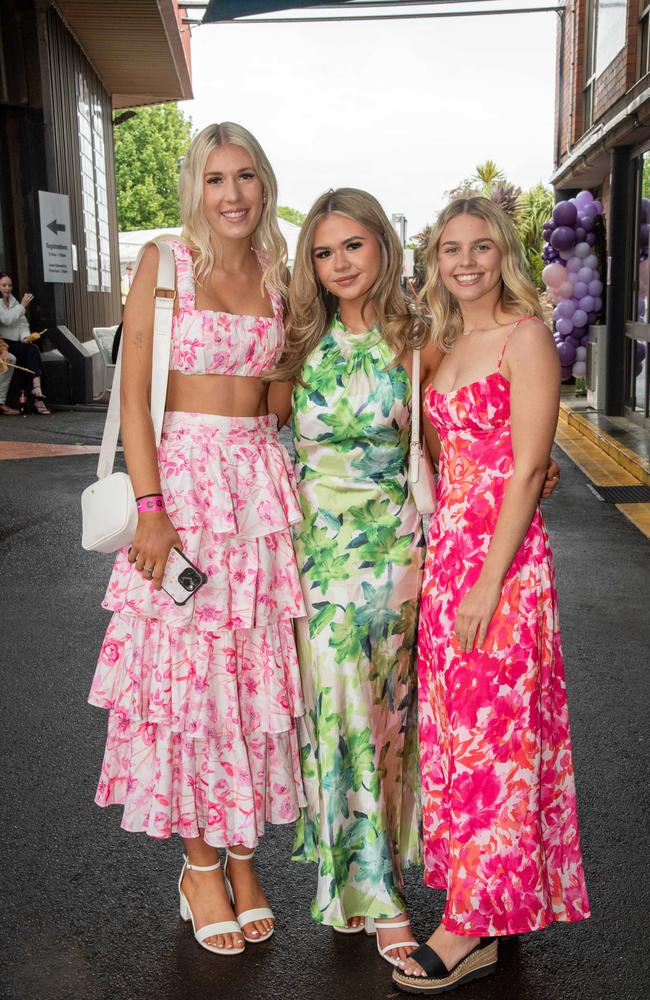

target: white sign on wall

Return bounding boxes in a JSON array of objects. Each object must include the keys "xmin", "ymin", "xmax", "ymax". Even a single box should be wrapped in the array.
[{"xmin": 38, "ymin": 191, "xmax": 73, "ymax": 283}]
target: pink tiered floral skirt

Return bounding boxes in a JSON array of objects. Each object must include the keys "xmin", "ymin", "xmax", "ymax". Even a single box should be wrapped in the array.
[{"xmin": 89, "ymin": 411, "xmax": 307, "ymax": 847}]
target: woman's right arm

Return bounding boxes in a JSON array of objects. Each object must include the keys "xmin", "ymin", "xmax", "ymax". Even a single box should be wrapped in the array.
[
  {"xmin": 420, "ymin": 338, "xmax": 444, "ymax": 463},
  {"xmin": 268, "ymin": 380, "xmax": 293, "ymax": 427},
  {"xmin": 120, "ymin": 245, "xmax": 181, "ymax": 589}
]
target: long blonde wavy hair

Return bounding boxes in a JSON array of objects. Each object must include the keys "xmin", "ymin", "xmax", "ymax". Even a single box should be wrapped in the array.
[
  {"xmin": 421, "ymin": 196, "xmax": 542, "ymax": 352},
  {"xmin": 273, "ymin": 187, "xmax": 427, "ymax": 382},
  {"xmin": 179, "ymin": 122, "xmax": 287, "ymax": 295}
]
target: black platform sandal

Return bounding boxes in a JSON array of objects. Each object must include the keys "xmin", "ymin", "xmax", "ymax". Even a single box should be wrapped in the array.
[{"xmin": 392, "ymin": 938, "xmax": 498, "ymax": 994}]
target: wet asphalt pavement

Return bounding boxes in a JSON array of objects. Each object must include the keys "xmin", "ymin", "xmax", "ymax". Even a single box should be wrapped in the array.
[{"xmin": 1, "ymin": 411, "xmax": 649, "ymax": 1000}]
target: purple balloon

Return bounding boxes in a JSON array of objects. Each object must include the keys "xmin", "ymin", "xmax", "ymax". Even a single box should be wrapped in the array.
[
  {"xmin": 557, "ymin": 298, "xmax": 577, "ymax": 318},
  {"xmin": 640, "ymin": 199, "xmax": 649, "ymax": 223},
  {"xmin": 559, "ymin": 249, "xmax": 574, "ymax": 261},
  {"xmin": 574, "ymin": 242, "xmax": 591, "ymax": 259},
  {"xmin": 566, "ymin": 256, "xmax": 582, "ymax": 273},
  {"xmin": 588, "ymin": 279, "xmax": 603, "ymax": 296},
  {"xmin": 585, "ymin": 254, "xmax": 598, "ymax": 270},
  {"xmin": 581, "ymin": 202, "xmax": 599, "ymax": 220},
  {"xmin": 636, "ymin": 342, "xmax": 647, "ymax": 362},
  {"xmin": 573, "ymin": 281, "xmax": 588, "ymax": 298},
  {"xmin": 576, "ymin": 190, "xmax": 594, "ymax": 208},
  {"xmin": 640, "ymin": 223, "xmax": 649, "ymax": 248},
  {"xmin": 579, "ymin": 216, "xmax": 595, "ymax": 233},
  {"xmin": 593, "ymin": 296, "xmax": 603, "ymax": 311},
  {"xmin": 586, "ymin": 232, "xmax": 597, "ymax": 246},
  {"xmin": 556, "ymin": 318, "xmax": 574, "ymax": 337},
  {"xmin": 575, "ymin": 226, "xmax": 586, "ymax": 241},
  {"xmin": 558, "ymin": 341, "xmax": 577, "ymax": 366},
  {"xmin": 572, "ymin": 309, "xmax": 588, "ymax": 328},
  {"xmin": 579, "ymin": 295, "xmax": 595, "ymax": 312},
  {"xmin": 566, "ymin": 335, "xmax": 581, "ymax": 348},
  {"xmin": 553, "ymin": 201, "xmax": 578, "ymax": 227},
  {"xmin": 551, "ymin": 226, "xmax": 577, "ymax": 251},
  {"xmin": 578, "ymin": 267, "xmax": 593, "ymax": 283},
  {"xmin": 593, "ymin": 200, "xmax": 603, "ymax": 214}
]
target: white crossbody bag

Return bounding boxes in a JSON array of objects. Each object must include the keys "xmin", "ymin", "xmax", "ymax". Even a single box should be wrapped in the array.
[
  {"xmin": 81, "ymin": 239, "xmax": 176, "ymax": 553},
  {"xmin": 408, "ymin": 348, "xmax": 437, "ymax": 516}
]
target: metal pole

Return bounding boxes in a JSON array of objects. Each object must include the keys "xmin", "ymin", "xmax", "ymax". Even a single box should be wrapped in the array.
[{"xmin": 605, "ymin": 146, "xmax": 633, "ymax": 416}]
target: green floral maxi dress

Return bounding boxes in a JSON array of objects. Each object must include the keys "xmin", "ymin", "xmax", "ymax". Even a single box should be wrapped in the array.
[{"xmin": 291, "ymin": 315, "xmax": 423, "ymax": 926}]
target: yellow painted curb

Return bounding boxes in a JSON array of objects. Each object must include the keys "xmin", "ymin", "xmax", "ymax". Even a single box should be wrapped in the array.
[{"xmin": 558, "ymin": 403, "xmax": 650, "ymax": 486}]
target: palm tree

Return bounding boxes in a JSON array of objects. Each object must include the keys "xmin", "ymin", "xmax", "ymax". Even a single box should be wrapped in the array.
[
  {"xmin": 471, "ymin": 160, "xmax": 505, "ymax": 195},
  {"xmin": 517, "ymin": 183, "xmax": 554, "ymax": 251}
]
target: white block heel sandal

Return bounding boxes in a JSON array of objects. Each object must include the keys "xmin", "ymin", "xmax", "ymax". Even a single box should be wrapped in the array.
[
  {"xmin": 178, "ymin": 856, "xmax": 245, "ymax": 955},
  {"xmin": 223, "ymin": 848, "xmax": 275, "ymax": 944},
  {"xmin": 365, "ymin": 916, "xmax": 419, "ymax": 968}
]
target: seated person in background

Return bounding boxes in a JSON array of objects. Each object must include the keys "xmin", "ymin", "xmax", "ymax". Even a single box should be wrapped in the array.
[
  {"xmin": 0, "ymin": 339, "xmax": 19, "ymax": 415},
  {"xmin": 0, "ymin": 272, "xmax": 50, "ymax": 414}
]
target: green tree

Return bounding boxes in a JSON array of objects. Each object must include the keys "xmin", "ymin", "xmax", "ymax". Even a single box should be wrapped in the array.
[
  {"xmin": 277, "ymin": 205, "xmax": 305, "ymax": 226},
  {"xmin": 516, "ymin": 183, "xmax": 555, "ymax": 290},
  {"xmin": 113, "ymin": 104, "xmax": 193, "ymax": 230},
  {"xmin": 448, "ymin": 160, "xmax": 522, "ymax": 221}
]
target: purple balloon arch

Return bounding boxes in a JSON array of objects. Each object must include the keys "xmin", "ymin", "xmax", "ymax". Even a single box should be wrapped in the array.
[{"xmin": 541, "ymin": 190, "xmax": 604, "ymax": 381}]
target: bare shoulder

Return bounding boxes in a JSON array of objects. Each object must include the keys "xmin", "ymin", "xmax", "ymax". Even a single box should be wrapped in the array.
[{"xmin": 507, "ymin": 317, "xmax": 556, "ymax": 366}]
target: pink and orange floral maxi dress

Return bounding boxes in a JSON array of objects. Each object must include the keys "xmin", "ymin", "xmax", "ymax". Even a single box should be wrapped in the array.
[
  {"xmin": 418, "ymin": 335, "xmax": 590, "ymax": 936},
  {"xmin": 88, "ymin": 239, "xmax": 307, "ymax": 848}
]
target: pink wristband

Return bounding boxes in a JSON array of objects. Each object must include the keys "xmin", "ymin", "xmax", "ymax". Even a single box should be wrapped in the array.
[{"xmin": 136, "ymin": 494, "xmax": 165, "ymax": 514}]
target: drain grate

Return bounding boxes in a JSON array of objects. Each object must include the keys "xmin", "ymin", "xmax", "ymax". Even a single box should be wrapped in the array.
[{"xmin": 588, "ymin": 484, "xmax": 650, "ymax": 503}]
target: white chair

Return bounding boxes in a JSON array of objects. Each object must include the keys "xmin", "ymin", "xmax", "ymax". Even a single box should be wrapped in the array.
[{"xmin": 92, "ymin": 325, "xmax": 118, "ymax": 393}]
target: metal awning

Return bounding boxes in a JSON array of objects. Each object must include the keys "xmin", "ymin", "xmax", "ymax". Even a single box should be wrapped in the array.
[
  {"xmin": 199, "ymin": 1, "xmax": 562, "ymax": 24},
  {"xmin": 203, "ymin": 2, "xmax": 352, "ymax": 19},
  {"xmin": 54, "ymin": 0, "xmax": 193, "ymax": 108}
]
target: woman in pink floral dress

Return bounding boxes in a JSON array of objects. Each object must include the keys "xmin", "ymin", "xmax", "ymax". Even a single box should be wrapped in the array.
[
  {"xmin": 393, "ymin": 198, "xmax": 590, "ymax": 994},
  {"xmin": 88, "ymin": 123, "xmax": 306, "ymax": 956}
]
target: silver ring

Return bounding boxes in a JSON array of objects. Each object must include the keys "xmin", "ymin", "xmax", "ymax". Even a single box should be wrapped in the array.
[{"xmin": 143, "ymin": 566, "xmax": 154, "ymax": 575}]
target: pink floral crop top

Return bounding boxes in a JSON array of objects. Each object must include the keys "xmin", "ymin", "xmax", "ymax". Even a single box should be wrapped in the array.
[{"xmin": 168, "ymin": 239, "xmax": 284, "ymax": 376}]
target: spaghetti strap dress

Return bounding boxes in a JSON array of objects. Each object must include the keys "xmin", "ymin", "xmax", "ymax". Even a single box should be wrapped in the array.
[
  {"xmin": 417, "ymin": 319, "xmax": 590, "ymax": 936},
  {"xmin": 290, "ymin": 314, "xmax": 423, "ymax": 926},
  {"xmin": 88, "ymin": 238, "xmax": 307, "ymax": 848}
]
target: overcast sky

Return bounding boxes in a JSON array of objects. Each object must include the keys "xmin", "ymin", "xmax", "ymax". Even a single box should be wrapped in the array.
[{"xmin": 180, "ymin": 2, "xmax": 557, "ymax": 239}]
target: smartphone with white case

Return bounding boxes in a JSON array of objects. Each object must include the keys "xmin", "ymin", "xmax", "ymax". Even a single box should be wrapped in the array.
[{"xmin": 161, "ymin": 547, "xmax": 207, "ymax": 606}]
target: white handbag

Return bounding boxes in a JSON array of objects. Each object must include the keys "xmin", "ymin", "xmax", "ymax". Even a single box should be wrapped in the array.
[
  {"xmin": 81, "ymin": 239, "xmax": 176, "ymax": 553},
  {"xmin": 408, "ymin": 348, "xmax": 437, "ymax": 516}
]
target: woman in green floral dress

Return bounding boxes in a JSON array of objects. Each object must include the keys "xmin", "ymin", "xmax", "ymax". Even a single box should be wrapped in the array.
[{"xmin": 269, "ymin": 189, "xmax": 441, "ymax": 966}]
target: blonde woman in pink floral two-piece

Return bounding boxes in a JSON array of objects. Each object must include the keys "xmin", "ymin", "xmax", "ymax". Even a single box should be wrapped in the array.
[
  {"xmin": 393, "ymin": 198, "xmax": 589, "ymax": 996},
  {"xmin": 88, "ymin": 124, "xmax": 306, "ymax": 957}
]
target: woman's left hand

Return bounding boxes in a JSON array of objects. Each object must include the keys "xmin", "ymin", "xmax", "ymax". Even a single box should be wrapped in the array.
[
  {"xmin": 541, "ymin": 459, "xmax": 561, "ymax": 498},
  {"xmin": 454, "ymin": 578, "xmax": 502, "ymax": 653}
]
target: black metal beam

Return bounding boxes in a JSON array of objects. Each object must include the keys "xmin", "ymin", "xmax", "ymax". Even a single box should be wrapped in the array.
[{"xmin": 605, "ymin": 146, "xmax": 633, "ymax": 416}]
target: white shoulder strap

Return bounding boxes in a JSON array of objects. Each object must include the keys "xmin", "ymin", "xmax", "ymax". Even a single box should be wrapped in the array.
[
  {"xmin": 96, "ymin": 238, "xmax": 176, "ymax": 479},
  {"xmin": 409, "ymin": 348, "xmax": 421, "ymax": 481}
]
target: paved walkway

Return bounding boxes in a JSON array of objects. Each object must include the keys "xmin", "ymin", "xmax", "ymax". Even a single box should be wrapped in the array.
[{"xmin": 1, "ymin": 412, "xmax": 648, "ymax": 1000}]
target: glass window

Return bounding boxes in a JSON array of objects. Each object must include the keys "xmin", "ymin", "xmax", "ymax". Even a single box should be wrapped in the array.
[
  {"xmin": 583, "ymin": 0, "xmax": 598, "ymax": 130},
  {"xmin": 595, "ymin": 0, "xmax": 628, "ymax": 76},
  {"xmin": 639, "ymin": 0, "xmax": 650, "ymax": 80},
  {"xmin": 77, "ymin": 73, "xmax": 112, "ymax": 293}
]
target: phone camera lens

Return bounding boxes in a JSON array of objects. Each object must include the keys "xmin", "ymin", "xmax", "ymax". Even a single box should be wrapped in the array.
[{"xmin": 179, "ymin": 568, "xmax": 200, "ymax": 592}]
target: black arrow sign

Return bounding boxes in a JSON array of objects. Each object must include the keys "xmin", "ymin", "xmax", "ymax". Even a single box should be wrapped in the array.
[{"xmin": 47, "ymin": 219, "xmax": 66, "ymax": 235}]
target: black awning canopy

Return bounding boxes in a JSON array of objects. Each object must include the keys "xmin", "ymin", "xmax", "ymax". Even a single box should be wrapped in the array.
[{"xmin": 203, "ymin": 2, "xmax": 354, "ymax": 21}]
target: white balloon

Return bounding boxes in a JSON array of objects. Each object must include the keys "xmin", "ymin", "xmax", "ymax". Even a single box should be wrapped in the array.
[{"xmin": 572, "ymin": 360, "xmax": 587, "ymax": 377}]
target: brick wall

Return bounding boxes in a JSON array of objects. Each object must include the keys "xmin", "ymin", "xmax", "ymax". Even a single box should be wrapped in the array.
[{"xmin": 555, "ymin": 0, "xmax": 642, "ymax": 164}]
